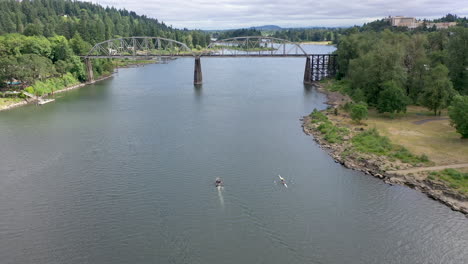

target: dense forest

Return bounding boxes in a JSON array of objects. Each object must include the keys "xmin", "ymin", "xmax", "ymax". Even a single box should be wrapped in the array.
[
  {"xmin": 0, "ymin": 0, "xmax": 211, "ymax": 95},
  {"xmin": 0, "ymin": 0, "xmax": 210, "ymax": 47},
  {"xmin": 336, "ymin": 27, "xmax": 467, "ymax": 106},
  {"xmin": 334, "ymin": 26, "xmax": 468, "ymax": 136}
]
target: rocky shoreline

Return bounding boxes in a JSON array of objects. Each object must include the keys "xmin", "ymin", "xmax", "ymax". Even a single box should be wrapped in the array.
[{"xmin": 302, "ymin": 84, "xmax": 468, "ymax": 216}]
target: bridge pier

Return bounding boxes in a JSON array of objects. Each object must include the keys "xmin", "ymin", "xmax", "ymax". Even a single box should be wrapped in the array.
[
  {"xmin": 85, "ymin": 58, "xmax": 94, "ymax": 82},
  {"xmin": 194, "ymin": 56, "xmax": 203, "ymax": 85},
  {"xmin": 303, "ymin": 56, "xmax": 312, "ymax": 84}
]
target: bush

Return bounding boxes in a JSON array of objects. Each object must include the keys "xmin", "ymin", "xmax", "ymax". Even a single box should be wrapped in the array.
[
  {"xmin": 431, "ymin": 169, "xmax": 468, "ymax": 193},
  {"xmin": 390, "ymin": 146, "xmax": 428, "ymax": 164},
  {"xmin": 342, "ymin": 102, "xmax": 353, "ymax": 112},
  {"xmin": 352, "ymin": 128, "xmax": 430, "ymax": 163},
  {"xmin": 310, "ymin": 108, "xmax": 348, "ymax": 144},
  {"xmin": 309, "ymin": 108, "xmax": 328, "ymax": 123},
  {"xmin": 350, "ymin": 102, "xmax": 368, "ymax": 123},
  {"xmin": 352, "ymin": 128, "xmax": 393, "ymax": 155},
  {"xmin": 328, "ymin": 80, "xmax": 351, "ymax": 94},
  {"xmin": 448, "ymin": 95, "xmax": 468, "ymax": 138},
  {"xmin": 29, "ymin": 73, "xmax": 79, "ymax": 96},
  {"xmin": 24, "ymin": 86, "xmax": 35, "ymax": 94}
]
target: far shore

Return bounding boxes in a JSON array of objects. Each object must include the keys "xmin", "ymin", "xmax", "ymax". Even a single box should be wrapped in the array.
[
  {"xmin": 300, "ymin": 41, "xmax": 334, "ymax": 45},
  {"xmin": 0, "ymin": 60, "xmax": 156, "ymax": 112}
]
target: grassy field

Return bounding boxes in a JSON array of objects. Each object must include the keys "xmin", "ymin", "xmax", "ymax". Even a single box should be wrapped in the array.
[
  {"xmin": 300, "ymin": 41, "xmax": 333, "ymax": 45},
  {"xmin": 0, "ymin": 98, "xmax": 23, "ymax": 110},
  {"xmin": 329, "ymin": 106, "xmax": 468, "ymax": 165}
]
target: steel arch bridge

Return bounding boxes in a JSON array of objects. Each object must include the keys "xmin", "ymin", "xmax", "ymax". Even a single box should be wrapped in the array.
[
  {"xmin": 83, "ymin": 36, "xmax": 337, "ymax": 84},
  {"xmin": 204, "ymin": 36, "xmax": 308, "ymax": 57},
  {"xmin": 86, "ymin": 37, "xmax": 194, "ymax": 58}
]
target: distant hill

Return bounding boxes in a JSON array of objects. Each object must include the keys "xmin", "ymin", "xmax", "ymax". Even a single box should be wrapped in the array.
[{"xmin": 250, "ymin": 25, "xmax": 282, "ymax": 30}]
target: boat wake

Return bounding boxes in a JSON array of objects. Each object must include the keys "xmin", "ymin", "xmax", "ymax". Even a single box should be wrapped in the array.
[{"xmin": 217, "ymin": 186, "xmax": 225, "ymax": 207}]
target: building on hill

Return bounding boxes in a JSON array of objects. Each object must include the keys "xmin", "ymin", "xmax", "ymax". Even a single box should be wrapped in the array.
[
  {"xmin": 386, "ymin": 16, "xmax": 457, "ymax": 29},
  {"xmin": 389, "ymin": 16, "xmax": 419, "ymax": 28}
]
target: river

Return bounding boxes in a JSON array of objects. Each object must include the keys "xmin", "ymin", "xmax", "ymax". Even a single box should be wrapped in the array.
[{"xmin": 0, "ymin": 45, "xmax": 467, "ymax": 264}]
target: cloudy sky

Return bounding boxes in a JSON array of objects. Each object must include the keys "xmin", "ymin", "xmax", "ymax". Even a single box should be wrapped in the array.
[{"xmin": 89, "ymin": 0, "xmax": 468, "ymax": 29}]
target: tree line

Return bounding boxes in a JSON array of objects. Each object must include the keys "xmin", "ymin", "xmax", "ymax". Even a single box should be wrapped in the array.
[
  {"xmin": 0, "ymin": 0, "xmax": 211, "ymax": 49},
  {"xmin": 0, "ymin": 0, "xmax": 213, "ymax": 95},
  {"xmin": 335, "ymin": 26, "xmax": 468, "ymax": 137}
]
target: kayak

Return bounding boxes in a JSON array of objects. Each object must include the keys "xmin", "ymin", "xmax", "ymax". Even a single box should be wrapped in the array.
[
  {"xmin": 215, "ymin": 177, "xmax": 223, "ymax": 187},
  {"xmin": 278, "ymin": 175, "xmax": 288, "ymax": 188}
]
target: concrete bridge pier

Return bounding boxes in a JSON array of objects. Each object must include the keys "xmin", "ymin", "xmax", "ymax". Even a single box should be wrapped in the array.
[
  {"xmin": 303, "ymin": 56, "xmax": 312, "ymax": 84},
  {"xmin": 194, "ymin": 56, "xmax": 203, "ymax": 85},
  {"xmin": 85, "ymin": 58, "xmax": 94, "ymax": 82}
]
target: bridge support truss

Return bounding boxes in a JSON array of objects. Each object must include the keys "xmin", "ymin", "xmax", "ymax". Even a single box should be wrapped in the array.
[
  {"xmin": 194, "ymin": 57, "xmax": 203, "ymax": 85},
  {"xmin": 304, "ymin": 54, "xmax": 338, "ymax": 83},
  {"xmin": 85, "ymin": 58, "xmax": 94, "ymax": 82}
]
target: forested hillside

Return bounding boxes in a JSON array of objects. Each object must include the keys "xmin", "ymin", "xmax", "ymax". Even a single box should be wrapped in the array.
[
  {"xmin": 333, "ymin": 26, "xmax": 468, "ymax": 136},
  {"xmin": 0, "ymin": 0, "xmax": 210, "ymax": 47},
  {"xmin": 0, "ymin": 0, "xmax": 210, "ymax": 96}
]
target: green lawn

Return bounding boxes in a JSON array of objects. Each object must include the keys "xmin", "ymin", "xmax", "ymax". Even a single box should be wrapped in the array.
[{"xmin": 0, "ymin": 98, "xmax": 23, "ymax": 109}]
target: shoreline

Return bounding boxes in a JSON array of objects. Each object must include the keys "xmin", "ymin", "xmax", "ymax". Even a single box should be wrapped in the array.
[
  {"xmin": 300, "ymin": 41, "xmax": 334, "ymax": 45},
  {"xmin": 0, "ymin": 74, "xmax": 113, "ymax": 112},
  {"xmin": 303, "ymin": 84, "xmax": 468, "ymax": 216},
  {"xmin": 0, "ymin": 61, "xmax": 155, "ymax": 112}
]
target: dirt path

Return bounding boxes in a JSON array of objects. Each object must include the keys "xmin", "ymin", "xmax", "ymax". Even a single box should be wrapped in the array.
[
  {"xmin": 388, "ymin": 163, "xmax": 468, "ymax": 174},
  {"xmin": 412, "ymin": 117, "xmax": 449, "ymax": 125}
]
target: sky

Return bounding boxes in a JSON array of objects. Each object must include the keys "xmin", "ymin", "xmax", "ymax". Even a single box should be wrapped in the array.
[{"xmin": 88, "ymin": 0, "xmax": 468, "ymax": 29}]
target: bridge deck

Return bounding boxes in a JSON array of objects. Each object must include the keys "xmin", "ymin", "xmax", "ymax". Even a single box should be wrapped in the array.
[{"xmin": 83, "ymin": 54, "xmax": 335, "ymax": 59}]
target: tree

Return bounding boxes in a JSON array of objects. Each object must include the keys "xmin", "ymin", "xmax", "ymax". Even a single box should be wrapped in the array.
[
  {"xmin": 69, "ymin": 32, "xmax": 91, "ymax": 55},
  {"xmin": 348, "ymin": 32, "xmax": 407, "ymax": 105},
  {"xmin": 49, "ymin": 35, "xmax": 73, "ymax": 62},
  {"xmin": 377, "ymin": 81, "xmax": 410, "ymax": 114},
  {"xmin": 16, "ymin": 54, "xmax": 55, "ymax": 84},
  {"xmin": 55, "ymin": 60, "xmax": 71, "ymax": 76},
  {"xmin": 420, "ymin": 64, "xmax": 457, "ymax": 115},
  {"xmin": 350, "ymin": 102, "xmax": 368, "ymax": 123},
  {"xmin": 446, "ymin": 27, "xmax": 468, "ymax": 94},
  {"xmin": 448, "ymin": 95, "xmax": 468, "ymax": 138},
  {"xmin": 404, "ymin": 34, "xmax": 429, "ymax": 101},
  {"xmin": 0, "ymin": 56, "xmax": 17, "ymax": 86}
]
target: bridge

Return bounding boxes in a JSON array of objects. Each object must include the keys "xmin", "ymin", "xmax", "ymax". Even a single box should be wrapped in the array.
[{"xmin": 83, "ymin": 36, "xmax": 337, "ymax": 85}]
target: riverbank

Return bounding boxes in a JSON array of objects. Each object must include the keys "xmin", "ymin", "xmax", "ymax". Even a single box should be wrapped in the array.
[
  {"xmin": 303, "ymin": 83, "xmax": 468, "ymax": 216},
  {"xmin": 300, "ymin": 41, "xmax": 333, "ymax": 45},
  {"xmin": 0, "ymin": 74, "xmax": 114, "ymax": 112},
  {"xmin": 0, "ymin": 60, "xmax": 156, "ymax": 112}
]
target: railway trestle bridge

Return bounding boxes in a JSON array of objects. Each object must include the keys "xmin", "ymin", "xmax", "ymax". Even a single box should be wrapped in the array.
[{"xmin": 83, "ymin": 36, "xmax": 337, "ymax": 85}]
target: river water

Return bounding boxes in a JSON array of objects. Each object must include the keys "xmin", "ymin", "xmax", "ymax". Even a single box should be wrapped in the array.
[{"xmin": 0, "ymin": 45, "xmax": 467, "ymax": 264}]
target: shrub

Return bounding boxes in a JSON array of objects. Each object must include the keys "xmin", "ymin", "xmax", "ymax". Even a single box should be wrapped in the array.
[
  {"xmin": 432, "ymin": 169, "xmax": 468, "ymax": 194},
  {"xmin": 352, "ymin": 128, "xmax": 392, "ymax": 155},
  {"xmin": 390, "ymin": 146, "xmax": 428, "ymax": 164},
  {"xmin": 342, "ymin": 102, "xmax": 353, "ymax": 112},
  {"xmin": 24, "ymin": 86, "xmax": 35, "ymax": 94},
  {"xmin": 310, "ymin": 109, "xmax": 328, "ymax": 123},
  {"xmin": 448, "ymin": 95, "xmax": 468, "ymax": 138},
  {"xmin": 309, "ymin": 108, "xmax": 348, "ymax": 144},
  {"xmin": 350, "ymin": 102, "xmax": 368, "ymax": 123}
]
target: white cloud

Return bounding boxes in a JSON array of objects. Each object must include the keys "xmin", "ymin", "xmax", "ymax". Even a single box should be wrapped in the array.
[{"xmin": 89, "ymin": 0, "xmax": 468, "ymax": 29}]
